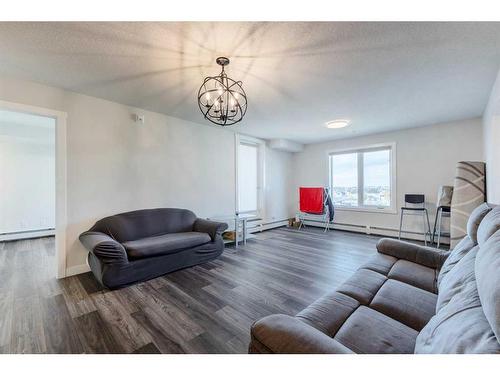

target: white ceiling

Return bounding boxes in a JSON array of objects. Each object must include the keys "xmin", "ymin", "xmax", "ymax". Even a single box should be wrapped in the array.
[{"xmin": 0, "ymin": 22, "xmax": 499, "ymax": 144}]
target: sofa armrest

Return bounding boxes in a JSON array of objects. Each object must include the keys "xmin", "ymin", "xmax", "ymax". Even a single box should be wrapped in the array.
[
  {"xmin": 193, "ymin": 218, "xmax": 228, "ymax": 241},
  {"xmin": 376, "ymin": 238, "xmax": 449, "ymax": 269},
  {"xmin": 249, "ymin": 314, "xmax": 354, "ymax": 354},
  {"xmin": 79, "ymin": 231, "xmax": 128, "ymax": 265}
]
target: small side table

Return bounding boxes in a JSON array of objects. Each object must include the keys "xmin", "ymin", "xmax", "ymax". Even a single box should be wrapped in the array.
[{"xmin": 208, "ymin": 213, "xmax": 255, "ymax": 249}]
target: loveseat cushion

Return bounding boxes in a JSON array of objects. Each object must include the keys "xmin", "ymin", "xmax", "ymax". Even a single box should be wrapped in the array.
[
  {"xmin": 334, "ymin": 306, "xmax": 419, "ymax": 354},
  {"xmin": 369, "ymin": 279, "xmax": 437, "ymax": 331},
  {"xmin": 123, "ymin": 232, "xmax": 211, "ymax": 259},
  {"xmin": 91, "ymin": 208, "xmax": 198, "ymax": 243},
  {"xmin": 475, "ymin": 230, "xmax": 500, "ymax": 342}
]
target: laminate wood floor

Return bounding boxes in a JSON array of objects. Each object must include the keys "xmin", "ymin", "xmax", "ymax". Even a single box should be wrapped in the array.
[{"xmin": 0, "ymin": 227, "xmax": 383, "ymax": 354}]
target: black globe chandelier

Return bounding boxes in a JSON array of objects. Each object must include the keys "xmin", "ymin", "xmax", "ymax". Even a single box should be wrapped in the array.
[{"xmin": 197, "ymin": 57, "xmax": 247, "ymax": 126}]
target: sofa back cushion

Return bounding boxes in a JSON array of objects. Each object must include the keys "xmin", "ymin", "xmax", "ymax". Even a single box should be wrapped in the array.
[
  {"xmin": 467, "ymin": 203, "xmax": 494, "ymax": 244},
  {"xmin": 437, "ymin": 203, "xmax": 493, "ymax": 288},
  {"xmin": 436, "ymin": 246, "xmax": 477, "ymax": 312},
  {"xmin": 90, "ymin": 208, "xmax": 197, "ymax": 242},
  {"xmin": 437, "ymin": 236, "xmax": 474, "ymax": 288},
  {"xmin": 477, "ymin": 205, "xmax": 500, "ymax": 246},
  {"xmin": 415, "ymin": 245, "xmax": 500, "ymax": 353},
  {"xmin": 475, "ymin": 226, "xmax": 500, "ymax": 342}
]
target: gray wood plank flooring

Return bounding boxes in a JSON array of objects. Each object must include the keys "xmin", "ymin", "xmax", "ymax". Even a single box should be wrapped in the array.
[{"xmin": 0, "ymin": 227, "xmax": 382, "ymax": 353}]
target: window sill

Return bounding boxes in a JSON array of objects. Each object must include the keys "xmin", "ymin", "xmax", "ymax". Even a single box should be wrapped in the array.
[{"xmin": 334, "ymin": 206, "xmax": 398, "ymax": 215}]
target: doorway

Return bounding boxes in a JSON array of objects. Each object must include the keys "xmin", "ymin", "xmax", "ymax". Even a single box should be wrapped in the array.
[{"xmin": 0, "ymin": 100, "xmax": 67, "ymax": 278}]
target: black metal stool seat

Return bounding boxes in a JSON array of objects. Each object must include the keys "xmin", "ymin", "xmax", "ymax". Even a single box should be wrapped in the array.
[{"xmin": 398, "ymin": 194, "xmax": 432, "ymax": 245}]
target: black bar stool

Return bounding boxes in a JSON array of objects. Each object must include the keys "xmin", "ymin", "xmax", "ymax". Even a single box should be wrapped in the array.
[{"xmin": 398, "ymin": 194, "xmax": 431, "ymax": 245}]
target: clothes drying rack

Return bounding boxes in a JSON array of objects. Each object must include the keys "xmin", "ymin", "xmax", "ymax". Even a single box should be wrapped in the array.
[{"xmin": 298, "ymin": 187, "xmax": 334, "ymax": 232}]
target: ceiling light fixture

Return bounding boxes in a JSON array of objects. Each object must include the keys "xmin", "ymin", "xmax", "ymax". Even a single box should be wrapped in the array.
[
  {"xmin": 325, "ymin": 119, "xmax": 350, "ymax": 129},
  {"xmin": 198, "ymin": 57, "xmax": 247, "ymax": 126}
]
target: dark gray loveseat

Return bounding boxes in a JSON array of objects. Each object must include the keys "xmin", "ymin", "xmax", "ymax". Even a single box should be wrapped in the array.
[
  {"xmin": 250, "ymin": 202, "xmax": 500, "ymax": 354},
  {"xmin": 79, "ymin": 208, "xmax": 228, "ymax": 289}
]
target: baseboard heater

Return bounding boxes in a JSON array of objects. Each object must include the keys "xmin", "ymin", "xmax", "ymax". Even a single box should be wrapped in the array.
[
  {"xmin": 247, "ymin": 218, "xmax": 288, "ymax": 234},
  {"xmin": 299, "ymin": 217, "xmax": 449, "ymax": 243}
]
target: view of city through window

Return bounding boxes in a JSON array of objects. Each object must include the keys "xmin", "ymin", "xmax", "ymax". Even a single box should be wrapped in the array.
[{"xmin": 330, "ymin": 148, "xmax": 391, "ymax": 207}]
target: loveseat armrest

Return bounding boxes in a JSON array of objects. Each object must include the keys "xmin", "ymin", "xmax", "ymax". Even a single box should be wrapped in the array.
[
  {"xmin": 79, "ymin": 231, "xmax": 129, "ymax": 265},
  {"xmin": 193, "ymin": 219, "xmax": 228, "ymax": 241},
  {"xmin": 249, "ymin": 314, "xmax": 354, "ymax": 354},
  {"xmin": 376, "ymin": 238, "xmax": 449, "ymax": 269}
]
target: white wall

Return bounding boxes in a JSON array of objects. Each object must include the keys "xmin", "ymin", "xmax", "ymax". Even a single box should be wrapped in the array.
[
  {"xmin": 483, "ymin": 69, "xmax": 500, "ymax": 204},
  {"xmin": 0, "ymin": 75, "xmax": 293, "ymax": 275},
  {"xmin": 0, "ymin": 122, "xmax": 55, "ymax": 234},
  {"xmin": 264, "ymin": 147, "xmax": 295, "ymax": 223},
  {"xmin": 292, "ymin": 118, "xmax": 484, "ymax": 239}
]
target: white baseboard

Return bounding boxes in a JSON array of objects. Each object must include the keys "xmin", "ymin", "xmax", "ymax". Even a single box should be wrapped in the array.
[
  {"xmin": 65, "ymin": 263, "xmax": 90, "ymax": 277},
  {"xmin": 0, "ymin": 229, "xmax": 55, "ymax": 242}
]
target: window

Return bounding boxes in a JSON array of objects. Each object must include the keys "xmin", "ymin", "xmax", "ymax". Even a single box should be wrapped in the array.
[
  {"xmin": 238, "ymin": 142, "xmax": 258, "ymax": 212},
  {"xmin": 329, "ymin": 144, "xmax": 394, "ymax": 211},
  {"xmin": 237, "ymin": 136, "xmax": 264, "ymax": 215}
]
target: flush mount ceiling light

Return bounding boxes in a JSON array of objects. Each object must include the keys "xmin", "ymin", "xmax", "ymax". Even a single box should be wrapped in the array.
[
  {"xmin": 325, "ymin": 119, "xmax": 351, "ymax": 129},
  {"xmin": 198, "ymin": 57, "xmax": 248, "ymax": 126}
]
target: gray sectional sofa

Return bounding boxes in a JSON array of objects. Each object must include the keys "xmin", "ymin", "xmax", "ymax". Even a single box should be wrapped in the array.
[
  {"xmin": 249, "ymin": 202, "xmax": 500, "ymax": 354},
  {"xmin": 79, "ymin": 208, "xmax": 228, "ymax": 289}
]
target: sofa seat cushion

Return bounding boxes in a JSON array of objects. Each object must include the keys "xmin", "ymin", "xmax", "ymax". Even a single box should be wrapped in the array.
[
  {"xmin": 369, "ymin": 279, "xmax": 437, "ymax": 331},
  {"xmin": 250, "ymin": 314, "xmax": 354, "ymax": 354},
  {"xmin": 359, "ymin": 253, "xmax": 398, "ymax": 276},
  {"xmin": 336, "ymin": 269, "xmax": 387, "ymax": 305},
  {"xmin": 296, "ymin": 292, "xmax": 360, "ymax": 336},
  {"xmin": 388, "ymin": 260, "xmax": 437, "ymax": 293},
  {"xmin": 333, "ymin": 306, "xmax": 419, "ymax": 354},
  {"xmin": 123, "ymin": 232, "xmax": 212, "ymax": 259}
]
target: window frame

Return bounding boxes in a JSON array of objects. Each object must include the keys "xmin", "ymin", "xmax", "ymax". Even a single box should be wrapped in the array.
[
  {"xmin": 328, "ymin": 142, "xmax": 397, "ymax": 214},
  {"xmin": 235, "ymin": 134, "xmax": 266, "ymax": 218}
]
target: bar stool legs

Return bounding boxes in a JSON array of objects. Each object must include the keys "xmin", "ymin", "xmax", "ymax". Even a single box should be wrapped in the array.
[
  {"xmin": 437, "ymin": 208, "xmax": 443, "ymax": 248},
  {"xmin": 398, "ymin": 210, "xmax": 403, "ymax": 240},
  {"xmin": 398, "ymin": 208, "xmax": 432, "ymax": 245},
  {"xmin": 431, "ymin": 206, "xmax": 451, "ymax": 249},
  {"xmin": 423, "ymin": 209, "xmax": 431, "ymax": 246}
]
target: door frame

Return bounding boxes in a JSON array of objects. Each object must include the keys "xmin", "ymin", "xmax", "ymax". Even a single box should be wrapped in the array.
[{"xmin": 0, "ymin": 100, "xmax": 68, "ymax": 279}]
